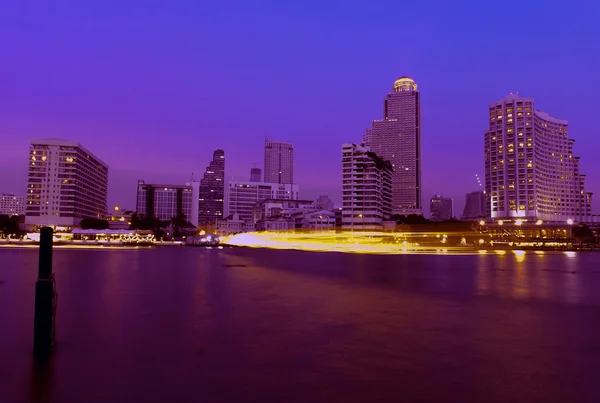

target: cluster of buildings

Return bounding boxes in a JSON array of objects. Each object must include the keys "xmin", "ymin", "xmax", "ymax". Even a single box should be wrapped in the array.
[{"xmin": 3, "ymin": 77, "xmax": 597, "ymax": 235}]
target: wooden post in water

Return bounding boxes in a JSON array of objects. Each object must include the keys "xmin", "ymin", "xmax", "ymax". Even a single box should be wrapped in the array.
[{"xmin": 33, "ymin": 227, "xmax": 55, "ymax": 358}]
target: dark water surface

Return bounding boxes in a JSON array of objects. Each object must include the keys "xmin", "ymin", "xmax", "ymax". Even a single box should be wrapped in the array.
[{"xmin": 2, "ymin": 247, "xmax": 600, "ymax": 403}]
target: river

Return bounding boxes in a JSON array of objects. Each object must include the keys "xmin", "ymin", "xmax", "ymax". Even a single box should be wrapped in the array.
[{"xmin": 1, "ymin": 247, "xmax": 600, "ymax": 402}]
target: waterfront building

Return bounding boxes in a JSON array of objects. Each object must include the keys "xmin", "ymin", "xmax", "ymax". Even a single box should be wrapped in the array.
[
  {"xmin": 363, "ymin": 76, "xmax": 422, "ymax": 215},
  {"xmin": 264, "ymin": 139, "xmax": 293, "ymax": 184},
  {"xmin": 484, "ymin": 94, "xmax": 592, "ymax": 223},
  {"xmin": 215, "ymin": 214, "xmax": 246, "ymax": 236},
  {"xmin": 461, "ymin": 190, "xmax": 486, "ymax": 221},
  {"xmin": 224, "ymin": 181, "xmax": 299, "ymax": 221},
  {"xmin": 0, "ymin": 193, "xmax": 26, "ymax": 216},
  {"xmin": 302, "ymin": 210, "xmax": 336, "ymax": 230},
  {"xmin": 106, "ymin": 206, "xmax": 134, "ymax": 230},
  {"xmin": 255, "ymin": 216, "xmax": 295, "ymax": 231},
  {"xmin": 135, "ymin": 181, "xmax": 195, "ymax": 223},
  {"xmin": 341, "ymin": 143, "xmax": 393, "ymax": 230},
  {"xmin": 252, "ymin": 198, "xmax": 314, "ymax": 223},
  {"xmin": 198, "ymin": 150, "xmax": 225, "ymax": 225},
  {"xmin": 250, "ymin": 167, "xmax": 262, "ymax": 182},
  {"xmin": 25, "ymin": 138, "xmax": 108, "ymax": 229},
  {"xmin": 430, "ymin": 195, "xmax": 453, "ymax": 221}
]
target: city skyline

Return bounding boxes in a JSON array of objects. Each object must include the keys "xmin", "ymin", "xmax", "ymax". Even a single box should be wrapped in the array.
[{"xmin": 1, "ymin": 1, "xmax": 599, "ymax": 215}]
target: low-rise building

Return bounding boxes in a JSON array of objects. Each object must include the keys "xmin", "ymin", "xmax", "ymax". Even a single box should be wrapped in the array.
[
  {"xmin": 256, "ymin": 216, "xmax": 295, "ymax": 231},
  {"xmin": 303, "ymin": 210, "xmax": 336, "ymax": 229}
]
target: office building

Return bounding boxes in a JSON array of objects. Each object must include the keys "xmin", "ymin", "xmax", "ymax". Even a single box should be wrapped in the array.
[
  {"xmin": 461, "ymin": 190, "xmax": 486, "ymax": 221},
  {"xmin": 224, "ymin": 181, "xmax": 299, "ymax": 221},
  {"xmin": 136, "ymin": 181, "xmax": 195, "ymax": 223},
  {"xmin": 0, "ymin": 194, "xmax": 26, "ymax": 216},
  {"xmin": 198, "ymin": 149, "xmax": 225, "ymax": 224},
  {"xmin": 25, "ymin": 138, "xmax": 108, "ymax": 229},
  {"xmin": 430, "ymin": 195, "xmax": 453, "ymax": 221},
  {"xmin": 264, "ymin": 139, "xmax": 293, "ymax": 184},
  {"xmin": 363, "ymin": 76, "xmax": 422, "ymax": 215},
  {"xmin": 315, "ymin": 195, "xmax": 334, "ymax": 211},
  {"xmin": 250, "ymin": 167, "xmax": 262, "ymax": 182},
  {"xmin": 341, "ymin": 143, "xmax": 392, "ymax": 230},
  {"xmin": 484, "ymin": 94, "xmax": 592, "ymax": 222}
]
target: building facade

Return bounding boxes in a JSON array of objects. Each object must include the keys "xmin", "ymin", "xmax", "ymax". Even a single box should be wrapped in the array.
[
  {"xmin": 363, "ymin": 77, "xmax": 422, "ymax": 215},
  {"xmin": 430, "ymin": 195, "xmax": 453, "ymax": 221},
  {"xmin": 315, "ymin": 195, "xmax": 334, "ymax": 211},
  {"xmin": 264, "ymin": 139, "xmax": 293, "ymax": 184},
  {"xmin": 198, "ymin": 149, "xmax": 225, "ymax": 225},
  {"xmin": 0, "ymin": 194, "xmax": 26, "ymax": 216},
  {"xmin": 25, "ymin": 138, "xmax": 108, "ymax": 229},
  {"xmin": 461, "ymin": 190, "xmax": 486, "ymax": 221},
  {"xmin": 136, "ymin": 181, "xmax": 195, "ymax": 223},
  {"xmin": 341, "ymin": 143, "xmax": 393, "ymax": 230},
  {"xmin": 224, "ymin": 181, "xmax": 300, "ymax": 221},
  {"xmin": 484, "ymin": 94, "xmax": 592, "ymax": 222},
  {"xmin": 250, "ymin": 167, "xmax": 262, "ymax": 182}
]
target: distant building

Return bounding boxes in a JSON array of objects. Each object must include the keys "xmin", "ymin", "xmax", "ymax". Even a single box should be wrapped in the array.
[
  {"xmin": 198, "ymin": 150, "xmax": 225, "ymax": 225},
  {"xmin": 0, "ymin": 193, "xmax": 26, "ymax": 216},
  {"xmin": 215, "ymin": 214, "xmax": 245, "ymax": 236},
  {"xmin": 106, "ymin": 207, "xmax": 134, "ymax": 230},
  {"xmin": 341, "ymin": 143, "xmax": 393, "ymax": 230},
  {"xmin": 250, "ymin": 167, "xmax": 262, "ymax": 182},
  {"xmin": 264, "ymin": 139, "xmax": 293, "ymax": 184},
  {"xmin": 484, "ymin": 94, "xmax": 592, "ymax": 222},
  {"xmin": 252, "ymin": 199, "xmax": 314, "ymax": 223},
  {"xmin": 363, "ymin": 77, "xmax": 422, "ymax": 215},
  {"xmin": 315, "ymin": 195, "xmax": 334, "ymax": 211},
  {"xmin": 136, "ymin": 181, "xmax": 195, "ymax": 223},
  {"xmin": 462, "ymin": 190, "xmax": 486, "ymax": 221},
  {"xmin": 224, "ymin": 181, "xmax": 299, "ymax": 221},
  {"xmin": 25, "ymin": 138, "xmax": 108, "ymax": 229},
  {"xmin": 256, "ymin": 216, "xmax": 295, "ymax": 231},
  {"xmin": 303, "ymin": 210, "xmax": 336, "ymax": 230},
  {"xmin": 430, "ymin": 195, "xmax": 453, "ymax": 221}
]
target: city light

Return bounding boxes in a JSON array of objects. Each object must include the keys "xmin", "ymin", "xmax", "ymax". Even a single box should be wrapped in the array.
[
  {"xmin": 536, "ymin": 220, "xmax": 543, "ymax": 225},
  {"xmin": 479, "ymin": 220, "xmax": 485, "ymax": 226},
  {"xmin": 566, "ymin": 219, "xmax": 574, "ymax": 225},
  {"xmin": 515, "ymin": 219, "xmax": 523, "ymax": 226}
]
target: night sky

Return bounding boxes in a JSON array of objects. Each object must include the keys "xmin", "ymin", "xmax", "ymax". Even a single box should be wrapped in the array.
[{"xmin": 2, "ymin": 0, "xmax": 599, "ymax": 215}]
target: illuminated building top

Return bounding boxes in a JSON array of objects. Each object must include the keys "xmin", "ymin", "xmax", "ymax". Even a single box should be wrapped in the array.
[{"xmin": 392, "ymin": 76, "xmax": 417, "ymax": 92}]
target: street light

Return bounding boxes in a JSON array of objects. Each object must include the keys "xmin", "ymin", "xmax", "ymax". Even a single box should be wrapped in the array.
[
  {"xmin": 515, "ymin": 219, "xmax": 523, "ymax": 226},
  {"xmin": 567, "ymin": 219, "xmax": 574, "ymax": 225},
  {"xmin": 479, "ymin": 220, "xmax": 485, "ymax": 226},
  {"xmin": 536, "ymin": 220, "xmax": 543, "ymax": 225}
]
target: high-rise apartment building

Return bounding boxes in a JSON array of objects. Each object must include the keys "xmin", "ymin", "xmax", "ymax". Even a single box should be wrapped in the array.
[
  {"xmin": 25, "ymin": 139, "xmax": 108, "ymax": 229},
  {"xmin": 0, "ymin": 194, "xmax": 26, "ymax": 216},
  {"xmin": 363, "ymin": 77, "xmax": 422, "ymax": 215},
  {"xmin": 461, "ymin": 190, "xmax": 486, "ymax": 220},
  {"xmin": 341, "ymin": 143, "xmax": 392, "ymax": 230},
  {"xmin": 136, "ymin": 180, "xmax": 197, "ymax": 223},
  {"xmin": 430, "ymin": 195, "xmax": 453, "ymax": 221},
  {"xmin": 484, "ymin": 94, "xmax": 592, "ymax": 222},
  {"xmin": 264, "ymin": 139, "xmax": 293, "ymax": 184},
  {"xmin": 198, "ymin": 150, "xmax": 225, "ymax": 224},
  {"xmin": 250, "ymin": 167, "xmax": 262, "ymax": 182},
  {"xmin": 224, "ymin": 181, "xmax": 299, "ymax": 220}
]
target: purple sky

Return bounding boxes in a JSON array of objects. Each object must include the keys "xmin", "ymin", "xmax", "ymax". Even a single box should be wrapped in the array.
[{"xmin": 2, "ymin": 0, "xmax": 599, "ymax": 216}]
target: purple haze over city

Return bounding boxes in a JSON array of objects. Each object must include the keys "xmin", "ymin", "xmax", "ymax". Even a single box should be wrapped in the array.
[{"xmin": 1, "ymin": 0, "xmax": 599, "ymax": 215}]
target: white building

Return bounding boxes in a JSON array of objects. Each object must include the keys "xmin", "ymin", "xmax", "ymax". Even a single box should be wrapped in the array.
[
  {"xmin": 215, "ymin": 214, "xmax": 245, "ymax": 236},
  {"xmin": 256, "ymin": 216, "xmax": 296, "ymax": 231},
  {"xmin": 225, "ymin": 181, "xmax": 299, "ymax": 221},
  {"xmin": 303, "ymin": 210, "xmax": 336, "ymax": 229},
  {"xmin": 341, "ymin": 143, "xmax": 393, "ymax": 230},
  {"xmin": 0, "ymin": 194, "xmax": 26, "ymax": 216},
  {"xmin": 25, "ymin": 138, "xmax": 108, "ymax": 229},
  {"xmin": 484, "ymin": 94, "xmax": 592, "ymax": 223},
  {"xmin": 364, "ymin": 77, "xmax": 422, "ymax": 215},
  {"xmin": 264, "ymin": 139, "xmax": 293, "ymax": 184},
  {"xmin": 252, "ymin": 199, "xmax": 314, "ymax": 223},
  {"xmin": 136, "ymin": 180, "xmax": 197, "ymax": 224}
]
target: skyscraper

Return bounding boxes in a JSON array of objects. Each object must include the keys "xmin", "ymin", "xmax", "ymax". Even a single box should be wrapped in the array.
[
  {"xmin": 341, "ymin": 143, "xmax": 392, "ymax": 230},
  {"xmin": 429, "ymin": 195, "xmax": 453, "ymax": 221},
  {"xmin": 25, "ymin": 138, "xmax": 108, "ymax": 229},
  {"xmin": 484, "ymin": 94, "xmax": 592, "ymax": 222},
  {"xmin": 264, "ymin": 139, "xmax": 293, "ymax": 184},
  {"xmin": 198, "ymin": 150, "xmax": 225, "ymax": 224},
  {"xmin": 364, "ymin": 77, "xmax": 422, "ymax": 216},
  {"xmin": 136, "ymin": 180, "xmax": 195, "ymax": 222},
  {"xmin": 224, "ymin": 181, "xmax": 299, "ymax": 221},
  {"xmin": 461, "ymin": 190, "xmax": 486, "ymax": 221},
  {"xmin": 250, "ymin": 167, "xmax": 262, "ymax": 182}
]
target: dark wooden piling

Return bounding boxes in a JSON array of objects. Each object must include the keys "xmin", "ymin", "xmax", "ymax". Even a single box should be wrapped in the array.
[{"xmin": 33, "ymin": 227, "xmax": 56, "ymax": 358}]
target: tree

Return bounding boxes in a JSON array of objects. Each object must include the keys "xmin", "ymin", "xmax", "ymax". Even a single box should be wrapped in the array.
[
  {"xmin": 0, "ymin": 214, "xmax": 25, "ymax": 235},
  {"xmin": 79, "ymin": 218, "xmax": 109, "ymax": 230}
]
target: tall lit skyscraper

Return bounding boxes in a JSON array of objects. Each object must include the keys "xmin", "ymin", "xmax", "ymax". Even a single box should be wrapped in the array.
[
  {"xmin": 364, "ymin": 77, "xmax": 422, "ymax": 215},
  {"xmin": 25, "ymin": 138, "xmax": 108, "ymax": 229},
  {"xmin": 484, "ymin": 94, "xmax": 592, "ymax": 222},
  {"xmin": 198, "ymin": 149, "xmax": 225, "ymax": 224},
  {"xmin": 264, "ymin": 139, "xmax": 293, "ymax": 184},
  {"xmin": 429, "ymin": 195, "xmax": 453, "ymax": 221}
]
